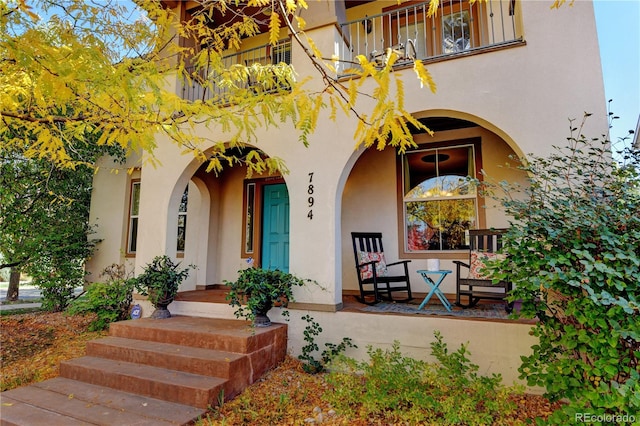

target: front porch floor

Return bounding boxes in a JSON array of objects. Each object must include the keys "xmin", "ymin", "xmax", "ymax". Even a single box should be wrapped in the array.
[{"xmin": 174, "ymin": 288, "xmax": 533, "ymax": 324}]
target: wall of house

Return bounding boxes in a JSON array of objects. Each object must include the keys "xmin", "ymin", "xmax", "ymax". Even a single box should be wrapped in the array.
[
  {"xmin": 86, "ymin": 154, "xmax": 141, "ymax": 281},
  {"xmin": 278, "ymin": 309, "xmax": 539, "ymax": 389}
]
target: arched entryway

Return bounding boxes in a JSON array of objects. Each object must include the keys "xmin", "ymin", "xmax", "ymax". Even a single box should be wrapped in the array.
[
  {"xmin": 168, "ymin": 146, "xmax": 291, "ymax": 291},
  {"xmin": 337, "ymin": 113, "xmax": 527, "ymax": 299}
]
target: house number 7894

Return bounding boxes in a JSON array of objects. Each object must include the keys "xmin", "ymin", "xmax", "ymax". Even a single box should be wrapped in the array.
[{"xmin": 307, "ymin": 172, "xmax": 314, "ymax": 220}]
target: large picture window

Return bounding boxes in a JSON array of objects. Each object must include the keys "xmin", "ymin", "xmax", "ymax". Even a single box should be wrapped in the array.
[{"xmin": 402, "ymin": 142, "xmax": 480, "ymax": 251}]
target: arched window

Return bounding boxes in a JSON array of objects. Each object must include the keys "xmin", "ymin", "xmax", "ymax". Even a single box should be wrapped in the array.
[{"xmin": 177, "ymin": 185, "xmax": 189, "ymax": 253}]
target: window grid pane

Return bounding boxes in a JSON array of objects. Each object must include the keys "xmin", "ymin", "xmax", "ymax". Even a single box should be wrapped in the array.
[
  {"xmin": 403, "ymin": 144, "xmax": 477, "ymax": 251},
  {"xmin": 128, "ymin": 181, "xmax": 140, "ymax": 253},
  {"xmin": 177, "ymin": 186, "xmax": 188, "ymax": 252}
]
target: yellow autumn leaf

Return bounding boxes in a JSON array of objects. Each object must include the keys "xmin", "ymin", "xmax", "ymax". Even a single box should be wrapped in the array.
[
  {"xmin": 413, "ymin": 60, "xmax": 437, "ymax": 94},
  {"xmin": 269, "ymin": 12, "xmax": 281, "ymax": 46},
  {"xmin": 428, "ymin": 0, "xmax": 439, "ymax": 17},
  {"xmin": 294, "ymin": 15, "xmax": 306, "ymax": 30}
]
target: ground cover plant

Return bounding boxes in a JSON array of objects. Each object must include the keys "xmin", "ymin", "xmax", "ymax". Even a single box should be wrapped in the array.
[
  {"xmin": 481, "ymin": 116, "xmax": 640, "ymax": 422},
  {"xmin": 323, "ymin": 333, "xmax": 522, "ymax": 425},
  {"xmin": 297, "ymin": 314, "xmax": 357, "ymax": 374}
]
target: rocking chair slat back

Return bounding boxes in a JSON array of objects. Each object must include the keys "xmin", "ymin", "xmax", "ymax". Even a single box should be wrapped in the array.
[
  {"xmin": 351, "ymin": 232, "xmax": 413, "ymax": 305},
  {"xmin": 454, "ymin": 229, "xmax": 513, "ymax": 312}
]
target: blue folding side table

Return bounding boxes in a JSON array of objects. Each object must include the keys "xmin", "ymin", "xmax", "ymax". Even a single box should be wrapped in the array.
[{"xmin": 416, "ymin": 270, "xmax": 453, "ymax": 312}]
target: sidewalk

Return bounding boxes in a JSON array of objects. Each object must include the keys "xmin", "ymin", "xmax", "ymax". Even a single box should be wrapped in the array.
[
  {"xmin": 0, "ymin": 283, "xmax": 82, "ymax": 311},
  {"xmin": 0, "ymin": 302, "xmax": 42, "ymax": 311}
]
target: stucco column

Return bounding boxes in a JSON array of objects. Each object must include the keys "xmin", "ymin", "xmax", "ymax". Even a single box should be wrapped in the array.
[{"xmin": 135, "ymin": 138, "xmax": 193, "ymax": 274}]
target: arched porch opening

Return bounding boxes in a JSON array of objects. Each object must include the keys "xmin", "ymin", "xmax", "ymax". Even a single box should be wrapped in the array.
[
  {"xmin": 337, "ymin": 112, "xmax": 528, "ymax": 300},
  {"xmin": 167, "ymin": 146, "xmax": 291, "ymax": 293}
]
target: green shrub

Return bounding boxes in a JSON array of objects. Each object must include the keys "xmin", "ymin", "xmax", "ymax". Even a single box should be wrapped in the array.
[
  {"xmin": 297, "ymin": 314, "xmax": 356, "ymax": 374},
  {"xmin": 480, "ymin": 115, "xmax": 640, "ymax": 421},
  {"xmin": 68, "ymin": 264, "xmax": 134, "ymax": 331},
  {"xmin": 133, "ymin": 255, "xmax": 193, "ymax": 308},
  {"xmin": 324, "ymin": 332, "xmax": 517, "ymax": 425},
  {"xmin": 29, "ymin": 254, "xmax": 88, "ymax": 312}
]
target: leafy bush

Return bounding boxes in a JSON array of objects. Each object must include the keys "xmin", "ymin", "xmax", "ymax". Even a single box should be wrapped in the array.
[
  {"xmin": 68, "ymin": 264, "xmax": 134, "ymax": 331},
  {"xmin": 133, "ymin": 255, "xmax": 193, "ymax": 308},
  {"xmin": 225, "ymin": 268, "xmax": 308, "ymax": 323},
  {"xmin": 481, "ymin": 116, "xmax": 640, "ymax": 420},
  {"xmin": 297, "ymin": 314, "xmax": 356, "ymax": 374},
  {"xmin": 324, "ymin": 332, "xmax": 516, "ymax": 425},
  {"xmin": 35, "ymin": 258, "xmax": 87, "ymax": 312}
]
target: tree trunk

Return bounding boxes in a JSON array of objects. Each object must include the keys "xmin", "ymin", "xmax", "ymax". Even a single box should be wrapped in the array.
[{"xmin": 6, "ymin": 268, "xmax": 20, "ymax": 301}]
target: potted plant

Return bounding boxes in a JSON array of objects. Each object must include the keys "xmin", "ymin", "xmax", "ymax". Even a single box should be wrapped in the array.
[
  {"xmin": 134, "ymin": 255, "xmax": 193, "ymax": 319},
  {"xmin": 225, "ymin": 267, "xmax": 308, "ymax": 327}
]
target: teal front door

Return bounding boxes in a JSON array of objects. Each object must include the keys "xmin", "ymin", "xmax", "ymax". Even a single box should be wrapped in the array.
[{"xmin": 261, "ymin": 183, "xmax": 290, "ymax": 272}]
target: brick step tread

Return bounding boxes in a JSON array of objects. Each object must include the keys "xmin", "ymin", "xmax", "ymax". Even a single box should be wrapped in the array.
[
  {"xmin": 0, "ymin": 395, "xmax": 90, "ymax": 426},
  {"xmin": 0, "ymin": 382, "xmax": 201, "ymax": 426},
  {"xmin": 108, "ymin": 317, "xmax": 286, "ymax": 353},
  {"xmin": 35, "ymin": 377, "xmax": 206, "ymax": 424},
  {"xmin": 87, "ymin": 336, "xmax": 247, "ymax": 378},
  {"xmin": 60, "ymin": 356, "xmax": 226, "ymax": 408}
]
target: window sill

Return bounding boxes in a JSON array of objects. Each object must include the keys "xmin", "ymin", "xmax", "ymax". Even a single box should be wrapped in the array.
[{"xmin": 400, "ymin": 251, "xmax": 468, "ymax": 260}]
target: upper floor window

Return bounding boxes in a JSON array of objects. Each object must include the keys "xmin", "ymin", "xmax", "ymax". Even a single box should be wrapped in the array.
[
  {"xmin": 177, "ymin": 186, "xmax": 188, "ymax": 253},
  {"xmin": 402, "ymin": 142, "xmax": 480, "ymax": 251},
  {"xmin": 127, "ymin": 180, "xmax": 141, "ymax": 254},
  {"xmin": 383, "ymin": 0, "xmax": 480, "ymax": 59},
  {"xmin": 441, "ymin": 8, "xmax": 472, "ymax": 53}
]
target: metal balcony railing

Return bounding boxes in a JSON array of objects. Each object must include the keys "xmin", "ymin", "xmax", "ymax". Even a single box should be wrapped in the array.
[
  {"xmin": 338, "ymin": 0, "xmax": 521, "ymax": 75},
  {"xmin": 182, "ymin": 39, "xmax": 292, "ymax": 102}
]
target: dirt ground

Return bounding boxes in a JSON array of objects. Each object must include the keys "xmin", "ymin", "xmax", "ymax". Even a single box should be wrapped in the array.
[{"xmin": 1, "ymin": 312, "xmax": 561, "ymax": 424}]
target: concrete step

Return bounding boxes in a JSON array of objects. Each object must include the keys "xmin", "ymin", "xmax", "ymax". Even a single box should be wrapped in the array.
[
  {"xmin": 86, "ymin": 336, "xmax": 246, "ymax": 378},
  {"xmin": 0, "ymin": 395, "xmax": 90, "ymax": 426},
  {"xmin": 0, "ymin": 378, "xmax": 206, "ymax": 425},
  {"xmin": 86, "ymin": 336, "xmax": 251, "ymax": 398},
  {"xmin": 59, "ymin": 356, "xmax": 225, "ymax": 409},
  {"xmin": 194, "ymin": 284, "xmax": 228, "ymax": 291},
  {"xmin": 108, "ymin": 317, "xmax": 287, "ymax": 358}
]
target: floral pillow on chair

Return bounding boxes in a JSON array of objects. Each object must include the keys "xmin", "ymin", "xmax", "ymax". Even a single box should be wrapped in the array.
[
  {"xmin": 357, "ymin": 251, "xmax": 388, "ymax": 280},
  {"xmin": 468, "ymin": 251, "xmax": 506, "ymax": 280}
]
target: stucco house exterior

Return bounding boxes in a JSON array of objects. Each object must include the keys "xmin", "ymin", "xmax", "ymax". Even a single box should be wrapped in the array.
[{"xmin": 86, "ymin": 0, "xmax": 608, "ymax": 385}]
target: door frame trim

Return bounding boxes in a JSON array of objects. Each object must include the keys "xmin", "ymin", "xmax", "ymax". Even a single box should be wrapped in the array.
[{"xmin": 241, "ymin": 176, "xmax": 285, "ymax": 264}]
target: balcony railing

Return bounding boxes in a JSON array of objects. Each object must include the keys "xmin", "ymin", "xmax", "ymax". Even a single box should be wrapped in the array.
[
  {"xmin": 182, "ymin": 39, "xmax": 292, "ymax": 102},
  {"xmin": 338, "ymin": 0, "xmax": 521, "ymax": 75}
]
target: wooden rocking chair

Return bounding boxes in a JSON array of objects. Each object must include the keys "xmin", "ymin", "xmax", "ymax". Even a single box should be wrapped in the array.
[
  {"xmin": 453, "ymin": 229, "xmax": 513, "ymax": 312},
  {"xmin": 351, "ymin": 232, "xmax": 413, "ymax": 305}
]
